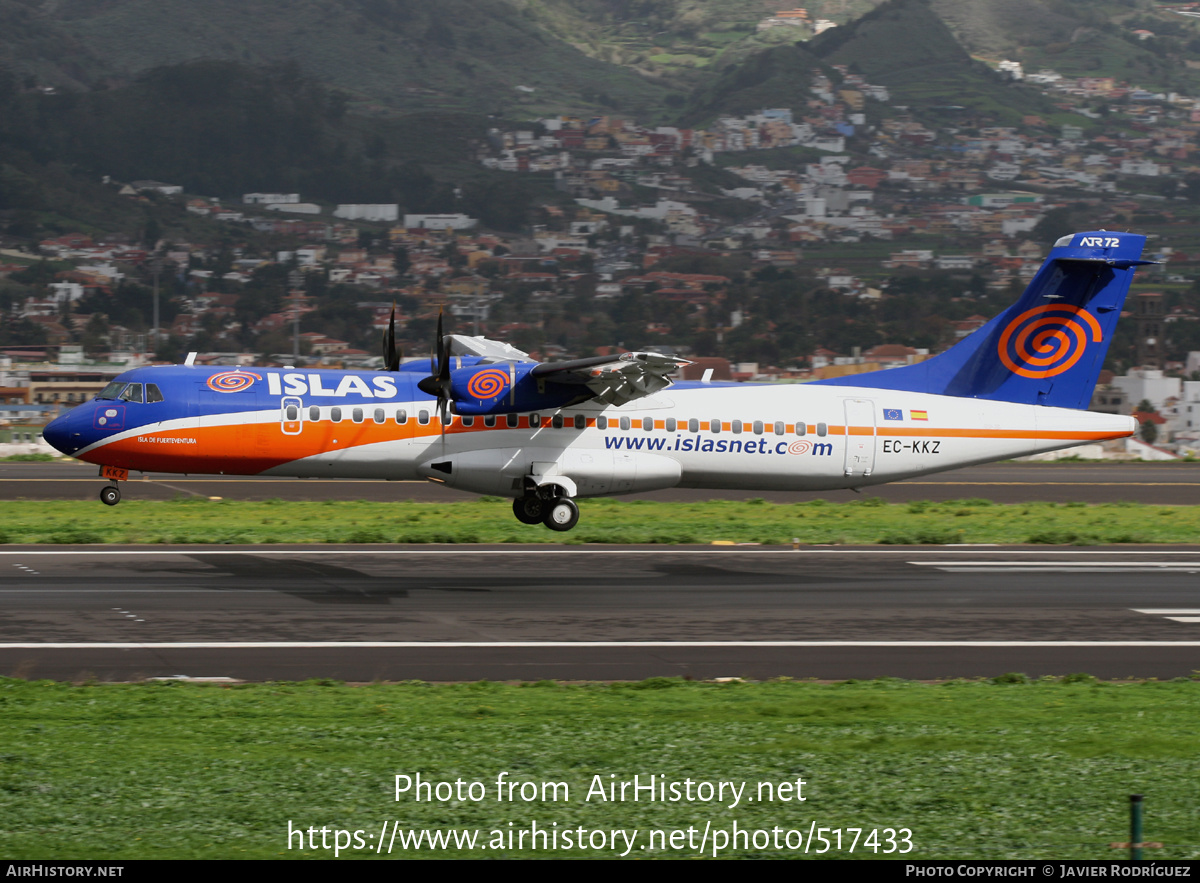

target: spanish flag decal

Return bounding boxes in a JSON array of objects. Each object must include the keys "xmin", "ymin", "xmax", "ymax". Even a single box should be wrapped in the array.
[{"xmin": 910, "ymin": 409, "xmax": 929, "ymax": 421}]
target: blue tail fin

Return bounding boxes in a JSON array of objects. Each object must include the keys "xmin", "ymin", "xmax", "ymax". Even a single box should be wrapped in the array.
[{"xmin": 814, "ymin": 231, "xmax": 1151, "ymax": 409}]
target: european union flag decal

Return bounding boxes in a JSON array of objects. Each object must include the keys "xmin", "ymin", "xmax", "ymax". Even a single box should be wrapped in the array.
[{"xmin": 883, "ymin": 408, "xmax": 903, "ymax": 421}]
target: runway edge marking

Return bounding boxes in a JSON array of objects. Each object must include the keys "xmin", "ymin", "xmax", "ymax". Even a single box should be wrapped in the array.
[
  {"xmin": 3, "ymin": 548, "xmax": 1200, "ymax": 556},
  {"xmin": 4, "ymin": 641, "xmax": 1200, "ymax": 649}
]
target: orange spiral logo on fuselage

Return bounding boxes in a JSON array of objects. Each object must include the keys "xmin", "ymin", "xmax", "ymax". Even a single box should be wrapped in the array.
[
  {"xmin": 997, "ymin": 305, "xmax": 1102, "ymax": 379},
  {"xmin": 466, "ymin": 368, "xmax": 509, "ymax": 400},
  {"xmin": 788, "ymin": 440, "xmax": 812, "ymax": 455},
  {"xmin": 206, "ymin": 371, "xmax": 261, "ymax": 393}
]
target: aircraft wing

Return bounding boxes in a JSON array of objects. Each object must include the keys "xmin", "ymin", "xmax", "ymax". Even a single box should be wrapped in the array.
[
  {"xmin": 445, "ymin": 334, "xmax": 532, "ymax": 363},
  {"xmin": 530, "ymin": 352, "xmax": 689, "ymax": 407}
]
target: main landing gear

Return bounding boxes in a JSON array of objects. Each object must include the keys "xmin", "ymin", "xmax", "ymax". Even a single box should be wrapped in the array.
[{"xmin": 512, "ymin": 486, "xmax": 580, "ymax": 532}]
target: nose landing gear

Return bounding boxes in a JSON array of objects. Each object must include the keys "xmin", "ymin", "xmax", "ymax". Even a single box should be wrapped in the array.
[{"xmin": 97, "ymin": 465, "xmax": 128, "ymax": 506}]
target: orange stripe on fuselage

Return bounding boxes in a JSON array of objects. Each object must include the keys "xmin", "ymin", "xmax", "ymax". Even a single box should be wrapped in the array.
[{"xmin": 80, "ymin": 412, "xmax": 1133, "ymax": 475}]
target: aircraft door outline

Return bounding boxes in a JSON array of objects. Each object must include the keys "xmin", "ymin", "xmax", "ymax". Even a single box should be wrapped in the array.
[
  {"xmin": 281, "ymin": 396, "xmax": 303, "ymax": 435},
  {"xmin": 843, "ymin": 398, "xmax": 876, "ymax": 477}
]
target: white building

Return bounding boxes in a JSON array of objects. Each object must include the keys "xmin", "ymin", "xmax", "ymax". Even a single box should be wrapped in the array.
[
  {"xmin": 336, "ymin": 204, "xmax": 400, "ymax": 223},
  {"xmin": 265, "ymin": 203, "xmax": 321, "ymax": 215},
  {"xmin": 403, "ymin": 213, "xmax": 478, "ymax": 231},
  {"xmin": 243, "ymin": 193, "xmax": 300, "ymax": 205},
  {"xmin": 1113, "ymin": 369, "xmax": 1181, "ymax": 413},
  {"xmin": 998, "ymin": 60, "xmax": 1024, "ymax": 81},
  {"xmin": 1119, "ymin": 159, "xmax": 1161, "ymax": 177}
]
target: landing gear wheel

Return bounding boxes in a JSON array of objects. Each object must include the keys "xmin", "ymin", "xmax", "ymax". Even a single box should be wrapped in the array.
[
  {"xmin": 543, "ymin": 497, "xmax": 579, "ymax": 532},
  {"xmin": 512, "ymin": 496, "xmax": 544, "ymax": 525},
  {"xmin": 99, "ymin": 485, "xmax": 121, "ymax": 506}
]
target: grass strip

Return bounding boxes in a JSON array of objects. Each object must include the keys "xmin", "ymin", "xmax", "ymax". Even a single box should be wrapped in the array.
[
  {"xmin": 0, "ymin": 497, "xmax": 1189, "ymax": 545},
  {"xmin": 0, "ymin": 677, "xmax": 1198, "ymax": 859}
]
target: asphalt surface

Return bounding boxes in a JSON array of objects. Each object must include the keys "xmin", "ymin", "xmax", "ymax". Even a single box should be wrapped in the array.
[
  {"xmin": 2, "ymin": 546, "xmax": 1199, "ymax": 682},
  {"xmin": 4, "ymin": 460, "xmax": 1200, "ymax": 504}
]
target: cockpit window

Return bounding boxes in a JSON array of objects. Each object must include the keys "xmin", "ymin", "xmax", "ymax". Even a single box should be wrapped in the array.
[
  {"xmin": 96, "ymin": 382, "xmax": 127, "ymax": 400},
  {"xmin": 119, "ymin": 383, "xmax": 144, "ymax": 403},
  {"xmin": 146, "ymin": 383, "xmax": 164, "ymax": 403}
]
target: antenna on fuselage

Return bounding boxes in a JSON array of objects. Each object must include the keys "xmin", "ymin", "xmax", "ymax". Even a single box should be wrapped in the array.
[{"xmin": 184, "ymin": 352, "xmax": 197, "ymax": 366}]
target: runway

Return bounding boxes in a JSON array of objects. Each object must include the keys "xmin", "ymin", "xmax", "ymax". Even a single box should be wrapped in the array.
[
  {"xmin": 1, "ymin": 546, "xmax": 1199, "ymax": 682},
  {"xmin": 2, "ymin": 460, "xmax": 1199, "ymax": 503}
]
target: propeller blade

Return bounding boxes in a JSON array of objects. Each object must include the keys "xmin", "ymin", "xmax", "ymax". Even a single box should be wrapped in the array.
[
  {"xmin": 381, "ymin": 303, "xmax": 400, "ymax": 371},
  {"xmin": 417, "ymin": 306, "xmax": 451, "ymax": 408},
  {"xmin": 434, "ymin": 307, "xmax": 448, "ymax": 376}
]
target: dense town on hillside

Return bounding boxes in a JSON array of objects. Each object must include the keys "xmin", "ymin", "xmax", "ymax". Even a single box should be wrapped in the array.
[{"xmin": 5, "ymin": 50, "xmax": 1200, "ymax": 457}]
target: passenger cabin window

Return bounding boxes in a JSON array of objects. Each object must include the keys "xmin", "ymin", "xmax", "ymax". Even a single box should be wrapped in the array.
[
  {"xmin": 619, "ymin": 416, "xmax": 631, "ymax": 431},
  {"xmin": 373, "ymin": 408, "xmax": 385, "ymax": 424},
  {"xmin": 96, "ymin": 382, "xmax": 126, "ymax": 400},
  {"xmin": 396, "ymin": 409, "xmax": 407, "ymax": 424},
  {"xmin": 688, "ymin": 418, "xmax": 699, "ymax": 433},
  {"xmin": 597, "ymin": 416, "xmax": 608, "ymax": 430},
  {"xmin": 119, "ymin": 383, "xmax": 144, "ymax": 403},
  {"xmin": 285, "ymin": 405, "xmax": 299, "ymax": 422},
  {"xmin": 753, "ymin": 420, "xmax": 764, "ymax": 435},
  {"xmin": 552, "ymin": 414, "xmax": 564, "ymax": 430},
  {"xmin": 774, "ymin": 421, "xmax": 784, "ymax": 436},
  {"xmin": 574, "ymin": 414, "xmax": 585, "ymax": 430},
  {"xmin": 642, "ymin": 417, "xmax": 653, "ymax": 431},
  {"xmin": 352, "ymin": 407, "xmax": 364, "ymax": 423},
  {"xmin": 146, "ymin": 384, "xmax": 164, "ymax": 403},
  {"xmin": 330, "ymin": 407, "xmax": 342, "ymax": 423},
  {"xmin": 666, "ymin": 418, "xmax": 677, "ymax": 432},
  {"xmin": 462, "ymin": 416, "xmax": 474, "ymax": 427},
  {"xmin": 530, "ymin": 414, "xmax": 541, "ymax": 428},
  {"xmin": 817, "ymin": 422, "xmax": 827, "ymax": 437},
  {"xmin": 795, "ymin": 422, "xmax": 807, "ymax": 437},
  {"xmin": 484, "ymin": 415, "xmax": 496, "ymax": 428},
  {"xmin": 710, "ymin": 418, "xmax": 721, "ymax": 434},
  {"xmin": 418, "ymin": 410, "xmax": 429, "ymax": 425},
  {"xmin": 309, "ymin": 406, "xmax": 320, "ymax": 422},
  {"xmin": 732, "ymin": 419, "xmax": 742, "ymax": 434},
  {"xmin": 506, "ymin": 414, "xmax": 518, "ymax": 428}
]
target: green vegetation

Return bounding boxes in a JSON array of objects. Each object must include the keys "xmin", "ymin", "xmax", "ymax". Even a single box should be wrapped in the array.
[
  {"xmin": 8, "ymin": 0, "xmax": 672, "ymax": 117},
  {"xmin": 1, "ymin": 677, "xmax": 1198, "ymax": 859},
  {"xmin": 933, "ymin": 0, "xmax": 1200, "ymax": 95},
  {"xmin": 0, "ymin": 497, "xmax": 1195, "ymax": 545}
]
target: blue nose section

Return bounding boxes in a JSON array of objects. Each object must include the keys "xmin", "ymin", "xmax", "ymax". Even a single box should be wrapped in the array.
[{"xmin": 43, "ymin": 408, "xmax": 86, "ymax": 456}]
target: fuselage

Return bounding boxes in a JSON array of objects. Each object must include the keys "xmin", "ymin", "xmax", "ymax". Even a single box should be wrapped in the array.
[{"xmin": 43, "ymin": 365, "xmax": 1136, "ymax": 497}]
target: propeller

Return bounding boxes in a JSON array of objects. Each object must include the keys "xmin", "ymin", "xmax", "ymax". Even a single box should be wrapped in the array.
[
  {"xmin": 381, "ymin": 302, "xmax": 401, "ymax": 371},
  {"xmin": 417, "ymin": 308, "xmax": 452, "ymax": 423}
]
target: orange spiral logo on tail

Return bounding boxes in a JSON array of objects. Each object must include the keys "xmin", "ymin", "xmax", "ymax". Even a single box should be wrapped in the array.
[
  {"xmin": 206, "ymin": 371, "xmax": 261, "ymax": 393},
  {"xmin": 997, "ymin": 305, "xmax": 1102, "ymax": 379},
  {"xmin": 466, "ymin": 368, "xmax": 509, "ymax": 400}
]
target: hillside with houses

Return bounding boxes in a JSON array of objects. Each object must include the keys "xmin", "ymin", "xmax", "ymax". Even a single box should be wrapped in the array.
[{"xmin": 5, "ymin": 1, "xmax": 1200, "ymax": 457}]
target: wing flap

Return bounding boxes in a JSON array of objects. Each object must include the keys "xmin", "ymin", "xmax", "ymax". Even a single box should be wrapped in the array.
[{"xmin": 534, "ymin": 352, "xmax": 688, "ymax": 407}]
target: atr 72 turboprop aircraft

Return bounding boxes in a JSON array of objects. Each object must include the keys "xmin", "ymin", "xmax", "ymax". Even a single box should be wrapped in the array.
[{"xmin": 43, "ymin": 231, "xmax": 1148, "ymax": 531}]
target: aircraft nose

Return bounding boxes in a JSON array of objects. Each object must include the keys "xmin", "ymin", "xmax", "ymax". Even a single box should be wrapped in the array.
[{"xmin": 43, "ymin": 409, "xmax": 82, "ymax": 456}]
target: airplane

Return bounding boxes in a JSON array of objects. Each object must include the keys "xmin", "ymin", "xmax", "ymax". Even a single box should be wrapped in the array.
[{"xmin": 42, "ymin": 231, "xmax": 1150, "ymax": 532}]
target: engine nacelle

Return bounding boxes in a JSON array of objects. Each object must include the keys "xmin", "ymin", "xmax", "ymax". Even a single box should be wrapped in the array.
[
  {"xmin": 418, "ymin": 446, "xmax": 681, "ymax": 498},
  {"xmin": 447, "ymin": 363, "xmax": 586, "ymax": 416}
]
